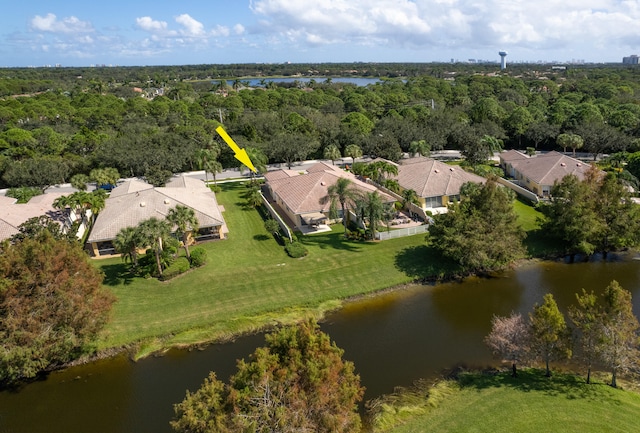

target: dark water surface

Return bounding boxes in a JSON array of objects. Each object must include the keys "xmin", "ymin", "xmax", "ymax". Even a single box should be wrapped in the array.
[{"xmin": 1, "ymin": 256, "xmax": 639, "ymax": 433}]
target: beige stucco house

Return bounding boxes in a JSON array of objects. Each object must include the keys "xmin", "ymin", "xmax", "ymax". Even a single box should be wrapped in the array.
[
  {"xmin": 87, "ymin": 176, "xmax": 227, "ymax": 257},
  {"xmin": 499, "ymin": 150, "xmax": 596, "ymax": 198},
  {"xmin": 263, "ymin": 161, "xmax": 395, "ymax": 231},
  {"xmin": 393, "ymin": 157, "xmax": 486, "ymax": 212},
  {"xmin": 0, "ymin": 193, "xmax": 71, "ymax": 242}
]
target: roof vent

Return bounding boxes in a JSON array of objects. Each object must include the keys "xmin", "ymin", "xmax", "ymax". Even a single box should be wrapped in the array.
[
  {"xmin": 560, "ymin": 162, "xmax": 566, "ymax": 167},
  {"xmin": 164, "ymin": 199, "xmax": 170, "ymax": 204},
  {"xmin": 576, "ymin": 163, "xmax": 581, "ymax": 167},
  {"xmin": 434, "ymin": 169, "xmax": 440, "ymax": 173},
  {"xmin": 140, "ymin": 202, "xmax": 146, "ymax": 207},
  {"xmin": 320, "ymin": 181, "xmax": 326, "ymax": 186},
  {"xmin": 449, "ymin": 167, "xmax": 454, "ymax": 171}
]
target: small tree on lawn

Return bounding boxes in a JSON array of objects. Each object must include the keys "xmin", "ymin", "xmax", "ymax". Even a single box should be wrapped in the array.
[
  {"xmin": 599, "ymin": 280, "xmax": 640, "ymax": 388},
  {"xmin": 264, "ymin": 218, "xmax": 280, "ymax": 239},
  {"xmin": 485, "ymin": 312, "xmax": 530, "ymax": 377},
  {"xmin": 529, "ymin": 293, "xmax": 571, "ymax": 377},
  {"xmin": 568, "ymin": 289, "xmax": 602, "ymax": 384}
]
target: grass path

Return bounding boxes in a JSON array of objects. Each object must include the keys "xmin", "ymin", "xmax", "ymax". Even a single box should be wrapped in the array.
[{"xmin": 97, "ymin": 182, "xmax": 442, "ymax": 354}]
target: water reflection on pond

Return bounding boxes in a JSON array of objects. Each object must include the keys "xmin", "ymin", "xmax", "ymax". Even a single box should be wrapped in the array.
[{"xmin": 0, "ymin": 256, "xmax": 638, "ymax": 433}]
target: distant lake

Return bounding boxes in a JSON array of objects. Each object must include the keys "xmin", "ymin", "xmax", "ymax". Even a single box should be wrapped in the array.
[{"xmin": 218, "ymin": 77, "xmax": 384, "ymax": 87}]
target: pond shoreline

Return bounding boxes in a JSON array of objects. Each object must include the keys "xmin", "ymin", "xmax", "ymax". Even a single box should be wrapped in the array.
[{"xmin": 42, "ymin": 250, "xmax": 638, "ymax": 382}]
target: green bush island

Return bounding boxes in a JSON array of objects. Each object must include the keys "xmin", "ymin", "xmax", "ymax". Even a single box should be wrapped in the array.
[
  {"xmin": 285, "ymin": 241, "xmax": 308, "ymax": 258},
  {"xmin": 161, "ymin": 257, "xmax": 191, "ymax": 281},
  {"xmin": 189, "ymin": 247, "xmax": 207, "ymax": 267}
]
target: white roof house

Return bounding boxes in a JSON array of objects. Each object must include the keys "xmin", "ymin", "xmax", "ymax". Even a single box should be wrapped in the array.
[{"xmin": 87, "ymin": 176, "xmax": 227, "ymax": 256}]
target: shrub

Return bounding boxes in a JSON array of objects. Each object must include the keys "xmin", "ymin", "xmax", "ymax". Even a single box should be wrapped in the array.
[
  {"xmin": 161, "ymin": 257, "xmax": 191, "ymax": 281},
  {"xmin": 285, "ymin": 241, "xmax": 308, "ymax": 258},
  {"xmin": 189, "ymin": 247, "xmax": 207, "ymax": 267}
]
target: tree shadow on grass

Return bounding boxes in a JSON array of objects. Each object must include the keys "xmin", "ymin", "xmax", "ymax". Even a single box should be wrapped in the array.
[
  {"xmin": 253, "ymin": 234, "xmax": 271, "ymax": 241},
  {"xmin": 456, "ymin": 368, "xmax": 618, "ymax": 403},
  {"xmin": 394, "ymin": 245, "xmax": 459, "ymax": 280},
  {"xmin": 300, "ymin": 231, "xmax": 363, "ymax": 252},
  {"xmin": 101, "ymin": 263, "xmax": 135, "ymax": 286},
  {"xmin": 524, "ymin": 228, "xmax": 564, "ymax": 258}
]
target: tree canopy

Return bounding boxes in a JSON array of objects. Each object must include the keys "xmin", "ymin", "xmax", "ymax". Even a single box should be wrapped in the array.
[
  {"xmin": 0, "ymin": 231, "xmax": 114, "ymax": 384},
  {"xmin": 171, "ymin": 320, "xmax": 364, "ymax": 433},
  {"xmin": 427, "ymin": 177, "xmax": 526, "ymax": 274}
]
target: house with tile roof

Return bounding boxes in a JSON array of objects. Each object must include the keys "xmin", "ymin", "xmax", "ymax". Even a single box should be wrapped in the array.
[
  {"xmin": 263, "ymin": 161, "xmax": 396, "ymax": 231},
  {"xmin": 392, "ymin": 157, "xmax": 486, "ymax": 212},
  {"xmin": 0, "ymin": 193, "xmax": 70, "ymax": 242},
  {"xmin": 87, "ymin": 176, "xmax": 227, "ymax": 257},
  {"xmin": 499, "ymin": 150, "xmax": 596, "ymax": 198}
]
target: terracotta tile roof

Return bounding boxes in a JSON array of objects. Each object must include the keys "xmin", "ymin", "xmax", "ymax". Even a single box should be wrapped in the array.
[
  {"xmin": 508, "ymin": 151, "xmax": 594, "ymax": 185},
  {"xmin": 394, "ymin": 157, "xmax": 486, "ymax": 198},
  {"xmin": 499, "ymin": 149, "xmax": 528, "ymax": 163},
  {"xmin": 0, "ymin": 193, "xmax": 67, "ymax": 241},
  {"xmin": 263, "ymin": 169, "xmax": 301, "ymax": 182},
  {"xmin": 266, "ymin": 162, "xmax": 395, "ymax": 214},
  {"xmin": 87, "ymin": 176, "xmax": 226, "ymax": 243}
]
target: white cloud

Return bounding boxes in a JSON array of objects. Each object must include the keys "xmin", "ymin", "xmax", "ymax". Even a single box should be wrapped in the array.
[
  {"xmin": 175, "ymin": 14, "xmax": 205, "ymax": 36},
  {"xmin": 136, "ymin": 16, "xmax": 168, "ymax": 33},
  {"xmin": 249, "ymin": 0, "xmax": 640, "ymax": 53},
  {"xmin": 30, "ymin": 13, "xmax": 94, "ymax": 34},
  {"xmin": 233, "ymin": 24, "xmax": 246, "ymax": 35}
]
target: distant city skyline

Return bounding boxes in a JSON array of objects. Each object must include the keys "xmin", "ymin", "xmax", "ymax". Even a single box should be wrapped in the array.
[{"xmin": 1, "ymin": 1, "xmax": 639, "ymax": 68}]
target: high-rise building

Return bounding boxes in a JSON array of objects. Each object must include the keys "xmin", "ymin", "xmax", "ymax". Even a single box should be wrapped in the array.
[{"xmin": 623, "ymin": 55, "xmax": 639, "ymax": 65}]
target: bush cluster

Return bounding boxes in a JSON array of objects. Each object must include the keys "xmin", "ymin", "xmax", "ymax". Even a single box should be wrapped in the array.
[
  {"xmin": 285, "ymin": 241, "xmax": 308, "ymax": 258},
  {"xmin": 189, "ymin": 247, "xmax": 207, "ymax": 267},
  {"xmin": 161, "ymin": 257, "xmax": 191, "ymax": 281}
]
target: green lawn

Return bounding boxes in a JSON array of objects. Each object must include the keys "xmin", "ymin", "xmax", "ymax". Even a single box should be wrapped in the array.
[
  {"xmin": 375, "ymin": 370, "xmax": 640, "ymax": 433},
  {"xmin": 513, "ymin": 198, "xmax": 564, "ymax": 257},
  {"xmin": 97, "ymin": 182, "xmax": 447, "ymax": 355}
]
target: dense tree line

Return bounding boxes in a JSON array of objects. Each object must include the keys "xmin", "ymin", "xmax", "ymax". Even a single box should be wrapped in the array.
[
  {"xmin": 3, "ymin": 64, "xmax": 640, "ymax": 189},
  {"xmin": 486, "ymin": 281, "xmax": 640, "ymax": 388},
  {"xmin": 540, "ymin": 166, "xmax": 640, "ymax": 258}
]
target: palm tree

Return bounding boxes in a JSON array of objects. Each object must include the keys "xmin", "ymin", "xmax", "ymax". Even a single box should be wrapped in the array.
[
  {"xmin": 345, "ymin": 144, "xmax": 363, "ymax": 166},
  {"xmin": 137, "ymin": 217, "xmax": 171, "ymax": 277},
  {"xmin": 195, "ymin": 148, "xmax": 220, "ymax": 185},
  {"xmin": 114, "ymin": 226, "xmax": 142, "ymax": 268},
  {"xmin": 205, "ymin": 159, "xmax": 224, "ymax": 187},
  {"xmin": 245, "ymin": 184, "xmax": 263, "ymax": 208},
  {"xmin": 167, "ymin": 205, "xmax": 199, "ymax": 260},
  {"xmin": 369, "ymin": 160, "xmax": 398, "ymax": 184},
  {"xmin": 70, "ymin": 173, "xmax": 90, "ymax": 191},
  {"xmin": 480, "ymin": 135, "xmax": 504, "ymax": 158},
  {"xmin": 325, "ymin": 177, "xmax": 359, "ymax": 233},
  {"xmin": 409, "ymin": 139, "xmax": 430, "ymax": 157},
  {"xmin": 240, "ymin": 147, "xmax": 268, "ymax": 178},
  {"xmin": 361, "ymin": 192, "xmax": 385, "ymax": 240},
  {"xmin": 402, "ymin": 188, "xmax": 421, "ymax": 208},
  {"xmin": 323, "ymin": 144, "xmax": 342, "ymax": 165}
]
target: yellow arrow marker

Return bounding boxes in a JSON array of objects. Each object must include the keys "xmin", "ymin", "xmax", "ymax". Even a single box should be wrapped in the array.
[{"xmin": 215, "ymin": 126, "xmax": 257, "ymax": 173}]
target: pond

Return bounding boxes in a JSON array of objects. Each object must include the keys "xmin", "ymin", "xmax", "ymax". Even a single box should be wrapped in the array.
[
  {"xmin": 218, "ymin": 77, "xmax": 384, "ymax": 88},
  {"xmin": 1, "ymin": 255, "xmax": 639, "ymax": 433}
]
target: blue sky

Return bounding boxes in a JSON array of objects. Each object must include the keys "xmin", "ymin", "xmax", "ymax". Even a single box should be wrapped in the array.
[{"xmin": 1, "ymin": 0, "xmax": 639, "ymax": 67}]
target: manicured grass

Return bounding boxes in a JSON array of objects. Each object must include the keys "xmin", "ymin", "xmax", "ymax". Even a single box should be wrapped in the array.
[
  {"xmin": 97, "ymin": 182, "xmax": 448, "ymax": 354},
  {"xmin": 375, "ymin": 370, "xmax": 640, "ymax": 433},
  {"xmin": 513, "ymin": 198, "xmax": 564, "ymax": 257}
]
